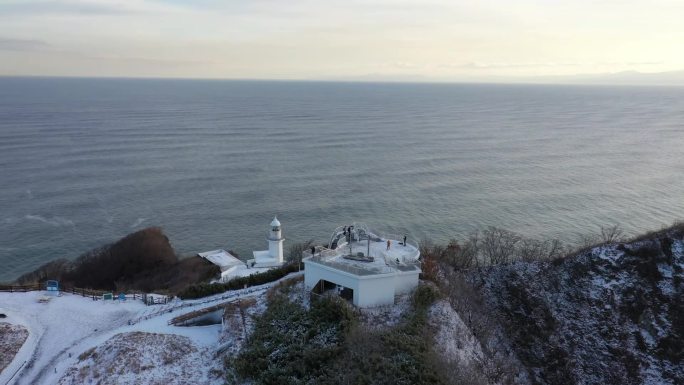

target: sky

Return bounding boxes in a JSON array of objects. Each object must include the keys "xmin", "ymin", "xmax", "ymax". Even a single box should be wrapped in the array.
[{"xmin": 1, "ymin": 0, "xmax": 683, "ymax": 81}]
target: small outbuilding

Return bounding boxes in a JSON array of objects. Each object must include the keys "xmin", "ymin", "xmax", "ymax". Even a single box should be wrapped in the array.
[{"xmin": 198, "ymin": 249, "xmax": 245, "ymax": 279}]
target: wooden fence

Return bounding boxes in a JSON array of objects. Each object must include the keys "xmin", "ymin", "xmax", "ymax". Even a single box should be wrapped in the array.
[
  {"xmin": 0, "ymin": 284, "xmax": 41, "ymax": 292},
  {"xmin": 0, "ymin": 284, "xmax": 169, "ymax": 305}
]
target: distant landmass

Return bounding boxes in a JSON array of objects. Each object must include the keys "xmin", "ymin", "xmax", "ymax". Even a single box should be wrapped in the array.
[
  {"xmin": 323, "ymin": 70, "xmax": 684, "ymax": 86},
  {"xmin": 528, "ymin": 70, "xmax": 684, "ymax": 86}
]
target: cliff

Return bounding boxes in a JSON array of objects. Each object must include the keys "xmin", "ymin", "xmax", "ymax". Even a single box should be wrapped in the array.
[{"xmin": 466, "ymin": 226, "xmax": 684, "ymax": 385}]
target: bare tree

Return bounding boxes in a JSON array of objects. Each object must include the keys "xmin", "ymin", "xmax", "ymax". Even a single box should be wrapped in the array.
[
  {"xmin": 460, "ymin": 231, "xmax": 482, "ymax": 268},
  {"xmin": 439, "ymin": 269, "xmax": 526, "ymax": 385},
  {"xmin": 286, "ymin": 239, "xmax": 314, "ymax": 264},
  {"xmin": 444, "ymin": 238, "xmax": 478, "ymax": 270},
  {"xmin": 546, "ymin": 239, "xmax": 566, "ymax": 260},
  {"xmin": 600, "ymin": 225, "xmax": 625, "ymax": 244},
  {"xmin": 481, "ymin": 227, "xmax": 520, "ymax": 265},
  {"xmin": 516, "ymin": 238, "xmax": 567, "ymax": 262},
  {"xmin": 516, "ymin": 238, "xmax": 545, "ymax": 262}
]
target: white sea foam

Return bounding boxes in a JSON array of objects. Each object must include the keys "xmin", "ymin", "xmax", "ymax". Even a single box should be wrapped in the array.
[{"xmin": 24, "ymin": 215, "xmax": 74, "ymax": 227}]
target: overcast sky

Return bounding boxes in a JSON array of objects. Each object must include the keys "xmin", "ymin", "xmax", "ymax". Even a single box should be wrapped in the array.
[{"xmin": 1, "ymin": 0, "xmax": 683, "ymax": 80}]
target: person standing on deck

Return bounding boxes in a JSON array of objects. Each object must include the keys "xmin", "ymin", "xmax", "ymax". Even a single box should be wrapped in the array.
[
  {"xmin": 386, "ymin": 239, "xmax": 391, "ymax": 250},
  {"xmin": 403, "ymin": 235, "xmax": 407, "ymax": 246}
]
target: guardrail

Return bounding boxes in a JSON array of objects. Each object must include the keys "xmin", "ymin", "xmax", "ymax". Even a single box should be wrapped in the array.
[
  {"xmin": 370, "ymin": 231, "xmax": 419, "ymax": 249},
  {"xmin": 130, "ymin": 285, "xmax": 269, "ymax": 325},
  {"xmin": 4, "ymin": 359, "xmax": 27, "ymax": 385}
]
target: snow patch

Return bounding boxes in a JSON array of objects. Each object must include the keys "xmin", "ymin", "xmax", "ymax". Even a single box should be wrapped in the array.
[
  {"xmin": 57, "ymin": 332, "xmax": 223, "ymax": 385},
  {"xmin": 428, "ymin": 300, "xmax": 484, "ymax": 366}
]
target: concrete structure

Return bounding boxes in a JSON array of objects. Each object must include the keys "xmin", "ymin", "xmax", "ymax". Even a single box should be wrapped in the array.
[
  {"xmin": 198, "ymin": 249, "xmax": 245, "ymax": 280},
  {"xmin": 303, "ymin": 223, "xmax": 421, "ymax": 307},
  {"xmin": 248, "ymin": 216, "xmax": 286, "ymax": 268}
]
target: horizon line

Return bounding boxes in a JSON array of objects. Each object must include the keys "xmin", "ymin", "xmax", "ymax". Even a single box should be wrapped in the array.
[{"xmin": 2, "ymin": 74, "xmax": 684, "ymax": 88}]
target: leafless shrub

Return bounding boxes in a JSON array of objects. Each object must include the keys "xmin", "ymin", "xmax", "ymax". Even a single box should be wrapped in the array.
[
  {"xmin": 420, "ymin": 235, "xmax": 479, "ymax": 277},
  {"xmin": 438, "ymin": 269, "xmax": 526, "ymax": 385},
  {"xmin": 481, "ymin": 227, "xmax": 521, "ymax": 265},
  {"xmin": 516, "ymin": 238, "xmax": 566, "ymax": 262},
  {"xmin": 286, "ymin": 239, "xmax": 314, "ymax": 264},
  {"xmin": 600, "ymin": 224, "xmax": 625, "ymax": 244},
  {"xmin": 446, "ymin": 235, "xmax": 479, "ymax": 269},
  {"xmin": 426, "ymin": 227, "xmax": 565, "ymax": 272}
]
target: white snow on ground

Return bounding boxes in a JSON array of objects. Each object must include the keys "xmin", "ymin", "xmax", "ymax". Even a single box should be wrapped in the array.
[
  {"xmin": 428, "ymin": 299, "xmax": 484, "ymax": 366},
  {"xmin": 57, "ymin": 332, "xmax": 224, "ymax": 385},
  {"xmin": 0, "ymin": 292, "xmax": 145, "ymax": 385},
  {"xmin": 0, "ymin": 271, "xmax": 303, "ymax": 385},
  {"xmin": 219, "ymin": 296, "xmax": 265, "ymax": 357},
  {"xmin": 0, "ymin": 322, "xmax": 28, "ymax": 374},
  {"xmin": 217, "ymin": 265, "xmax": 276, "ymax": 282},
  {"xmin": 358, "ymin": 293, "xmax": 411, "ymax": 329}
]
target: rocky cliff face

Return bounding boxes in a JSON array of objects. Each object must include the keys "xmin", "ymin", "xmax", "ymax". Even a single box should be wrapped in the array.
[{"xmin": 471, "ymin": 229, "xmax": 683, "ymax": 385}]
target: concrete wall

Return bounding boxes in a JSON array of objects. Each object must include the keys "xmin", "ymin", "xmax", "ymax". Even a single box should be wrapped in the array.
[
  {"xmin": 356, "ymin": 274, "xmax": 396, "ymax": 307},
  {"xmin": 304, "ymin": 261, "xmax": 360, "ymax": 296},
  {"xmin": 394, "ymin": 270, "xmax": 420, "ymax": 294},
  {"xmin": 269, "ymin": 239, "xmax": 284, "ymax": 262},
  {"xmin": 304, "ymin": 260, "xmax": 399, "ymax": 307}
]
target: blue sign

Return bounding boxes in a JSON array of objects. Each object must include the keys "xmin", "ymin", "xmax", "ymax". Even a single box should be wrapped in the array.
[
  {"xmin": 46, "ymin": 280, "xmax": 59, "ymax": 294},
  {"xmin": 118, "ymin": 293, "xmax": 126, "ymax": 301}
]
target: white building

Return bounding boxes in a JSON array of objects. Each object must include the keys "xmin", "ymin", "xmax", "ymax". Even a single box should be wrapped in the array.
[
  {"xmin": 303, "ymin": 223, "xmax": 421, "ymax": 308},
  {"xmin": 248, "ymin": 216, "xmax": 286, "ymax": 268},
  {"xmin": 197, "ymin": 249, "xmax": 245, "ymax": 281}
]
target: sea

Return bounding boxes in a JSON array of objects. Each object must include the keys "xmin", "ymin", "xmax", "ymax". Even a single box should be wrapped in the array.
[{"xmin": 1, "ymin": 77, "xmax": 683, "ymax": 282}]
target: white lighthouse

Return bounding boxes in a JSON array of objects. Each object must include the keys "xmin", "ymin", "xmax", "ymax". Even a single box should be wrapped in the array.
[
  {"xmin": 267, "ymin": 216, "xmax": 284, "ymax": 262},
  {"xmin": 249, "ymin": 216, "xmax": 286, "ymax": 268}
]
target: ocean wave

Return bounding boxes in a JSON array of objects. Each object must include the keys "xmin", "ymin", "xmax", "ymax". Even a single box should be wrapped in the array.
[
  {"xmin": 131, "ymin": 218, "xmax": 147, "ymax": 228},
  {"xmin": 25, "ymin": 214, "xmax": 75, "ymax": 227}
]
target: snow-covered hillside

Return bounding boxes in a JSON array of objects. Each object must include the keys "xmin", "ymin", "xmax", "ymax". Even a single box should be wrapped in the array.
[
  {"xmin": 1, "ymin": 323, "xmax": 28, "ymax": 374},
  {"xmin": 3, "ymin": 227, "xmax": 682, "ymax": 385},
  {"xmin": 58, "ymin": 332, "xmax": 223, "ymax": 385},
  {"xmin": 472, "ymin": 232, "xmax": 684, "ymax": 385},
  {"xmin": 0, "ymin": 273, "xmax": 299, "ymax": 385}
]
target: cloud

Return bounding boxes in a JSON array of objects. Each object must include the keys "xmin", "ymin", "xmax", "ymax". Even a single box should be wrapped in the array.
[
  {"xmin": 0, "ymin": 36, "xmax": 205, "ymax": 70},
  {"xmin": 442, "ymin": 61, "xmax": 666, "ymax": 70},
  {"xmin": 0, "ymin": 0, "xmax": 146, "ymax": 16},
  {"xmin": 454, "ymin": 62, "xmax": 582, "ymax": 70},
  {"xmin": 85, "ymin": 54, "xmax": 206, "ymax": 67},
  {"xmin": 0, "ymin": 38, "xmax": 51, "ymax": 51}
]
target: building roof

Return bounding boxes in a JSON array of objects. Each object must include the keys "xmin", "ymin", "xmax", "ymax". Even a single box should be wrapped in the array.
[
  {"xmin": 304, "ymin": 235, "xmax": 420, "ymax": 277},
  {"xmin": 197, "ymin": 249, "xmax": 243, "ymax": 268},
  {"xmin": 270, "ymin": 216, "xmax": 281, "ymax": 227}
]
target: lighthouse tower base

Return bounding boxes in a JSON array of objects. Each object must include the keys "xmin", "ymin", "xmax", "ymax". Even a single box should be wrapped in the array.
[
  {"xmin": 248, "ymin": 250, "xmax": 285, "ymax": 268},
  {"xmin": 248, "ymin": 216, "xmax": 286, "ymax": 268}
]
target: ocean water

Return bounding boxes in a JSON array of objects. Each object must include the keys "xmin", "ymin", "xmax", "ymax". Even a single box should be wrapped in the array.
[{"xmin": 1, "ymin": 77, "xmax": 683, "ymax": 281}]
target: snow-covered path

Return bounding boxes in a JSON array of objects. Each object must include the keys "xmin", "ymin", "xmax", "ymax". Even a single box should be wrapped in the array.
[
  {"xmin": 0, "ymin": 292, "xmax": 145, "ymax": 385},
  {"xmin": 0, "ymin": 271, "xmax": 302, "ymax": 385},
  {"xmin": 0, "ymin": 309, "xmax": 39, "ymax": 385}
]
